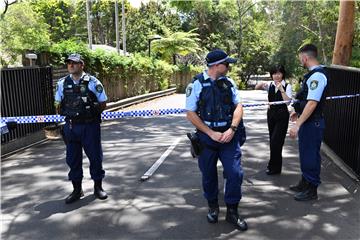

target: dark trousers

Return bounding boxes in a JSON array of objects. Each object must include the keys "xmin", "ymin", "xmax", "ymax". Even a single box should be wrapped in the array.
[
  {"xmin": 298, "ymin": 118, "xmax": 325, "ymax": 186},
  {"xmin": 267, "ymin": 108, "xmax": 289, "ymax": 172},
  {"xmin": 63, "ymin": 122, "xmax": 105, "ymax": 181},
  {"xmin": 197, "ymin": 130, "xmax": 243, "ymax": 205}
]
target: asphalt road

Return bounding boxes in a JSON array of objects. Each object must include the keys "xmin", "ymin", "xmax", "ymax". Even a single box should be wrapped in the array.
[{"xmin": 1, "ymin": 92, "xmax": 359, "ymax": 240}]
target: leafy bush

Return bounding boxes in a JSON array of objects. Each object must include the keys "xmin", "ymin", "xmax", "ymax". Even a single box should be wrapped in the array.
[{"xmin": 48, "ymin": 40, "xmax": 180, "ymax": 98}]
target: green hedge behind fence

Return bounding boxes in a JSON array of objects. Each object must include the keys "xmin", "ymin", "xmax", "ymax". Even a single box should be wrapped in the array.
[{"xmin": 48, "ymin": 40, "xmax": 202, "ymax": 101}]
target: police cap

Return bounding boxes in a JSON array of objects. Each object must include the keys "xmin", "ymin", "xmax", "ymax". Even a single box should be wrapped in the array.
[
  {"xmin": 206, "ymin": 49, "xmax": 237, "ymax": 66},
  {"xmin": 65, "ymin": 53, "xmax": 84, "ymax": 64}
]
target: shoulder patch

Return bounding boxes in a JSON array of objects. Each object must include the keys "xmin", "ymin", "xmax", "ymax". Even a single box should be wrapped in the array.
[
  {"xmin": 186, "ymin": 83, "xmax": 193, "ymax": 97},
  {"xmin": 95, "ymin": 84, "xmax": 103, "ymax": 93},
  {"xmin": 310, "ymin": 80, "xmax": 318, "ymax": 90}
]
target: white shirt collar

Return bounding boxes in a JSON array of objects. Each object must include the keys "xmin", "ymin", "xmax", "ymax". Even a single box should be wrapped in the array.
[
  {"xmin": 309, "ymin": 65, "xmax": 324, "ymax": 71},
  {"xmin": 70, "ymin": 72, "xmax": 86, "ymax": 83},
  {"xmin": 203, "ymin": 70, "xmax": 211, "ymax": 80}
]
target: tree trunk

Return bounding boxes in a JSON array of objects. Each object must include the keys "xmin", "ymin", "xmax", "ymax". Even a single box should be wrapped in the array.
[{"xmin": 332, "ymin": 0, "xmax": 355, "ymax": 66}]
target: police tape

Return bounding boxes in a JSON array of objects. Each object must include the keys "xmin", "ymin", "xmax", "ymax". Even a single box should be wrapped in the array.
[
  {"xmin": 1, "ymin": 93, "xmax": 359, "ymax": 124},
  {"xmin": 242, "ymin": 93, "xmax": 360, "ymax": 107}
]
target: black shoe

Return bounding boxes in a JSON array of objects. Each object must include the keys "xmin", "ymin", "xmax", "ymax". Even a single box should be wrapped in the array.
[
  {"xmin": 289, "ymin": 177, "xmax": 309, "ymax": 192},
  {"xmin": 207, "ymin": 207, "xmax": 219, "ymax": 223},
  {"xmin": 294, "ymin": 184, "xmax": 318, "ymax": 201},
  {"xmin": 94, "ymin": 180, "xmax": 108, "ymax": 200},
  {"xmin": 266, "ymin": 169, "xmax": 281, "ymax": 175},
  {"xmin": 65, "ymin": 181, "xmax": 84, "ymax": 204},
  {"xmin": 226, "ymin": 205, "xmax": 248, "ymax": 231}
]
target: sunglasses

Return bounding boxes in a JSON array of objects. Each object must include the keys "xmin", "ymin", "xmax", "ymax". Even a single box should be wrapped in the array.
[
  {"xmin": 220, "ymin": 62, "xmax": 229, "ymax": 68},
  {"xmin": 66, "ymin": 61, "xmax": 81, "ymax": 65}
]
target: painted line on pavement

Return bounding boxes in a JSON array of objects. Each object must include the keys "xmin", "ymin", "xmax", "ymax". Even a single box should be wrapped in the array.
[{"xmin": 140, "ymin": 137, "xmax": 182, "ymax": 182}]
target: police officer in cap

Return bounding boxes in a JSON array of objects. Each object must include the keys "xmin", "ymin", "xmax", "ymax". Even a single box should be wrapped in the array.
[
  {"xmin": 185, "ymin": 49, "xmax": 247, "ymax": 231},
  {"xmin": 289, "ymin": 44, "xmax": 328, "ymax": 201},
  {"xmin": 55, "ymin": 53, "xmax": 108, "ymax": 204}
]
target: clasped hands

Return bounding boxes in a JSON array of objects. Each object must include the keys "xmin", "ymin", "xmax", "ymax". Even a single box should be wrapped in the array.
[{"xmin": 209, "ymin": 129, "xmax": 234, "ymax": 143}]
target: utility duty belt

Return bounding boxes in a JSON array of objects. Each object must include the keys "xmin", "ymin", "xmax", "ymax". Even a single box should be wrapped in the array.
[
  {"xmin": 204, "ymin": 121, "xmax": 229, "ymax": 128},
  {"xmin": 66, "ymin": 117, "xmax": 100, "ymax": 124}
]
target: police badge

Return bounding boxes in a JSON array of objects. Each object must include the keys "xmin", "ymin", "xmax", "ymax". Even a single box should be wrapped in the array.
[
  {"xmin": 186, "ymin": 83, "xmax": 193, "ymax": 97},
  {"xmin": 310, "ymin": 80, "xmax": 318, "ymax": 90},
  {"xmin": 80, "ymin": 85, "xmax": 86, "ymax": 93},
  {"xmin": 95, "ymin": 84, "xmax": 103, "ymax": 93}
]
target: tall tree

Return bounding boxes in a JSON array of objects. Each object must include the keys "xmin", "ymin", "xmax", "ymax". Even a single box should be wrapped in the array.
[
  {"xmin": 332, "ymin": 0, "xmax": 356, "ymax": 66},
  {"xmin": 30, "ymin": 0, "xmax": 73, "ymax": 42},
  {"xmin": 0, "ymin": 1, "xmax": 50, "ymax": 66},
  {"xmin": 126, "ymin": 1, "xmax": 181, "ymax": 53}
]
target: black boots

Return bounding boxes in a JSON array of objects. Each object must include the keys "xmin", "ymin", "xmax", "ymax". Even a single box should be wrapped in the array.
[
  {"xmin": 207, "ymin": 201, "xmax": 219, "ymax": 223},
  {"xmin": 290, "ymin": 177, "xmax": 318, "ymax": 201},
  {"xmin": 289, "ymin": 176, "xmax": 309, "ymax": 192},
  {"xmin": 294, "ymin": 183, "xmax": 318, "ymax": 201},
  {"xmin": 65, "ymin": 180, "xmax": 107, "ymax": 204},
  {"xmin": 206, "ymin": 202, "xmax": 247, "ymax": 231},
  {"xmin": 94, "ymin": 180, "xmax": 108, "ymax": 200},
  {"xmin": 65, "ymin": 181, "xmax": 84, "ymax": 204},
  {"xmin": 225, "ymin": 204, "xmax": 248, "ymax": 231}
]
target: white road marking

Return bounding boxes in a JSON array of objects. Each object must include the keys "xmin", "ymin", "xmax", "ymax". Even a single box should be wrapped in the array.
[{"xmin": 140, "ymin": 137, "xmax": 182, "ymax": 181}]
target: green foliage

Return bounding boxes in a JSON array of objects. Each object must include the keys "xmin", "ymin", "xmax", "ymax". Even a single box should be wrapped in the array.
[
  {"xmin": 227, "ymin": 64, "xmax": 246, "ymax": 90},
  {"xmin": 30, "ymin": 0, "xmax": 73, "ymax": 42},
  {"xmin": 1, "ymin": 0, "xmax": 359, "ymax": 90},
  {"xmin": 48, "ymin": 39, "xmax": 175, "ymax": 96},
  {"xmin": 0, "ymin": 2, "xmax": 50, "ymax": 66},
  {"xmin": 175, "ymin": 64, "xmax": 203, "ymax": 74},
  {"xmin": 151, "ymin": 29, "xmax": 201, "ymax": 63},
  {"xmin": 126, "ymin": 1, "xmax": 181, "ymax": 53},
  {"xmin": 49, "ymin": 39, "xmax": 90, "ymax": 65},
  {"xmin": 271, "ymin": 0, "xmax": 339, "ymax": 76},
  {"xmin": 171, "ymin": 0, "xmax": 275, "ymax": 84}
]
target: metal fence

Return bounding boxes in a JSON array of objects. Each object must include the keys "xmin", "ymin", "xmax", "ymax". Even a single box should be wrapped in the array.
[
  {"xmin": 1, "ymin": 67, "xmax": 55, "ymax": 144},
  {"xmin": 324, "ymin": 65, "xmax": 360, "ymax": 177}
]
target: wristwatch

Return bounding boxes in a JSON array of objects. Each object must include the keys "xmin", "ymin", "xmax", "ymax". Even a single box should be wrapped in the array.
[{"xmin": 230, "ymin": 125, "xmax": 238, "ymax": 132}]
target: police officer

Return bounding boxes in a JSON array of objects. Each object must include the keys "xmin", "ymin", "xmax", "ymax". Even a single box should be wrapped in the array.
[
  {"xmin": 55, "ymin": 53, "xmax": 108, "ymax": 204},
  {"xmin": 289, "ymin": 44, "xmax": 327, "ymax": 201},
  {"xmin": 186, "ymin": 49, "xmax": 247, "ymax": 231},
  {"xmin": 255, "ymin": 65, "xmax": 292, "ymax": 175}
]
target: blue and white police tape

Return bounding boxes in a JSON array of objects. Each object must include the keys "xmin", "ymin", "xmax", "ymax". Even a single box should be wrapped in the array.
[{"xmin": 1, "ymin": 93, "xmax": 359, "ymax": 124}]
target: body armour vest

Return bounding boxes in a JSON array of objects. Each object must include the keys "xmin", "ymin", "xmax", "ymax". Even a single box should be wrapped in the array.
[
  {"xmin": 268, "ymin": 82, "xmax": 288, "ymax": 111},
  {"xmin": 60, "ymin": 75, "xmax": 100, "ymax": 122},
  {"xmin": 193, "ymin": 73, "xmax": 235, "ymax": 126},
  {"xmin": 293, "ymin": 67, "xmax": 327, "ymax": 118}
]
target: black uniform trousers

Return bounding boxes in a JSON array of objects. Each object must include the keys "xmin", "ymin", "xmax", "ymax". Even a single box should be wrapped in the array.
[{"xmin": 266, "ymin": 107, "xmax": 289, "ymax": 172}]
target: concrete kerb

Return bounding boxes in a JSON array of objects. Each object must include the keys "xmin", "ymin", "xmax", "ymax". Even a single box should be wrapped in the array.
[{"xmin": 321, "ymin": 143, "xmax": 360, "ymax": 184}]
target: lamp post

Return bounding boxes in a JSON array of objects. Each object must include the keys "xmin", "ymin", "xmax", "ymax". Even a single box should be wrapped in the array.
[{"xmin": 148, "ymin": 35, "xmax": 162, "ymax": 57}]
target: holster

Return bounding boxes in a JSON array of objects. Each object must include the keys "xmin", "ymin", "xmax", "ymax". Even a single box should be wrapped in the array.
[{"xmin": 187, "ymin": 131, "xmax": 202, "ymax": 158}]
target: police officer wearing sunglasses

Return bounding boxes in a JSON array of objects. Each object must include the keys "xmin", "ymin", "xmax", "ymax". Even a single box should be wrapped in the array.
[{"xmin": 185, "ymin": 49, "xmax": 247, "ymax": 231}]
